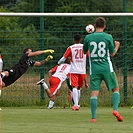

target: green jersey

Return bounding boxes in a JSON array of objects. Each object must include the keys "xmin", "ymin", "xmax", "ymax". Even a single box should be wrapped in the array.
[{"xmin": 83, "ymin": 32, "xmax": 115, "ymax": 75}]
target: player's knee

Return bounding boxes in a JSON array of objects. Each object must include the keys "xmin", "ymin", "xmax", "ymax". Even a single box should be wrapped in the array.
[
  {"xmin": 112, "ymin": 88, "xmax": 119, "ymax": 92},
  {"xmin": 48, "ymin": 94, "xmax": 54, "ymax": 98}
]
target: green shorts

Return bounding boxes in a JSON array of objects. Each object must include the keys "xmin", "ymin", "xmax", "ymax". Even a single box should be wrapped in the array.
[{"xmin": 90, "ymin": 72, "xmax": 118, "ymax": 91}]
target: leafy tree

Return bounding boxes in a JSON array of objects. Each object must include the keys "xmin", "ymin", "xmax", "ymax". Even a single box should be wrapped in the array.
[
  {"xmin": 0, "ymin": 6, "xmax": 39, "ymax": 68},
  {"xmin": 10, "ymin": 0, "xmax": 40, "ymax": 29}
]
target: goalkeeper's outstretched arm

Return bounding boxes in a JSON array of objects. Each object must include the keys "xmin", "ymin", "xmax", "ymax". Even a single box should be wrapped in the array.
[
  {"xmin": 28, "ymin": 49, "xmax": 54, "ymax": 57},
  {"xmin": 34, "ymin": 55, "xmax": 53, "ymax": 66}
]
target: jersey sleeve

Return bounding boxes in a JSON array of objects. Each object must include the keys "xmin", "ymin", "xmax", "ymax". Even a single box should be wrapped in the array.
[{"xmin": 64, "ymin": 47, "xmax": 72, "ymax": 58}]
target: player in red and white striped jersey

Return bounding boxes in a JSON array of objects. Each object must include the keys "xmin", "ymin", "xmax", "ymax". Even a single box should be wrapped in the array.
[{"xmin": 58, "ymin": 34, "xmax": 89, "ymax": 111}]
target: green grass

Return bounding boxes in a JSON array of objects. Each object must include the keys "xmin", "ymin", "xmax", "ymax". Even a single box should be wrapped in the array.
[{"xmin": 0, "ymin": 107, "xmax": 132, "ymax": 133}]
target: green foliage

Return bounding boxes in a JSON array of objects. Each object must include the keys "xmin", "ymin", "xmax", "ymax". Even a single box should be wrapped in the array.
[
  {"xmin": 0, "ymin": 6, "xmax": 39, "ymax": 68},
  {"xmin": 10, "ymin": 0, "xmax": 40, "ymax": 28}
]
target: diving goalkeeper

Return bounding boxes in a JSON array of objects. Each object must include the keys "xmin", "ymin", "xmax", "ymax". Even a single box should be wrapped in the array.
[{"xmin": 0, "ymin": 47, "xmax": 54, "ymax": 88}]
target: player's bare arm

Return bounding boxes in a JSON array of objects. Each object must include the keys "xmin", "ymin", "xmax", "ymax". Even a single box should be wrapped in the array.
[
  {"xmin": 48, "ymin": 69, "xmax": 53, "ymax": 78},
  {"xmin": 28, "ymin": 49, "xmax": 54, "ymax": 57},
  {"xmin": 84, "ymin": 76, "xmax": 89, "ymax": 88},
  {"xmin": 34, "ymin": 55, "xmax": 53, "ymax": 66},
  {"xmin": 110, "ymin": 41, "xmax": 120, "ymax": 57}
]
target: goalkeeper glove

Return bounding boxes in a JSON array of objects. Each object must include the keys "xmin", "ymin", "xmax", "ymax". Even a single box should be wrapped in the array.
[
  {"xmin": 45, "ymin": 55, "xmax": 53, "ymax": 62},
  {"xmin": 44, "ymin": 49, "xmax": 54, "ymax": 54}
]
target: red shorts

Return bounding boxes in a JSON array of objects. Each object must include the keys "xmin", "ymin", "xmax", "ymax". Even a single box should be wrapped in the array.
[
  {"xmin": 49, "ymin": 76, "xmax": 62, "ymax": 95},
  {"xmin": 69, "ymin": 73, "xmax": 85, "ymax": 89}
]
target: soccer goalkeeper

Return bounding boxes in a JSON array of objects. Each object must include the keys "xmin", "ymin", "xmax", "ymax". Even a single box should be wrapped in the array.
[{"xmin": 0, "ymin": 47, "xmax": 54, "ymax": 88}]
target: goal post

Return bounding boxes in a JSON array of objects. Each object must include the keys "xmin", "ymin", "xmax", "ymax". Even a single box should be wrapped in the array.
[{"xmin": 0, "ymin": 12, "xmax": 132, "ymax": 17}]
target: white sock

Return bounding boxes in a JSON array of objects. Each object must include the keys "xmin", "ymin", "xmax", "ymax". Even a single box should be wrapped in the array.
[
  {"xmin": 77, "ymin": 89, "xmax": 81, "ymax": 103},
  {"xmin": 72, "ymin": 88, "xmax": 78, "ymax": 106},
  {"xmin": 48, "ymin": 100, "xmax": 54, "ymax": 109},
  {"xmin": 42, "ymin": 82, "xmax": 48, "ymax": 89}
]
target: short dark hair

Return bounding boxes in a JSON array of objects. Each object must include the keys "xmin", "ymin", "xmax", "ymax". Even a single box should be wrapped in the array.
[
  {"xmin": 74, "ymin": 34, "xmax": 82, "ymax": 42},
  {"xmin": 95, "ymin": 17, "xmax": 106, "ymax": 28},
  {"xmin": 23, "ymin": 47, "xmax": 32, "ymax": 54}
]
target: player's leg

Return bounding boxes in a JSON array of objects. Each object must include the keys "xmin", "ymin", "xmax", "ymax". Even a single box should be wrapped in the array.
[
  {"xmin": 70, "ymin": 74, "xmax": 80, "ymax": 110},
  {"xmin": 47, "ymin": 90, "xmax": 60, "ymax": 109},
  {"xmin": 77, "ymin": 74, "xmax": 86, "ymax": 107},
  {"xmin": 2, "ymin": 68, "xmax": 20, "ymax": 87},
  {"xmin": 90, "ymin": 74, "xmax": 101, "ymax": 122},
  {"xmin": 104, "ymin": 72, "xmax": 123, "ymax": 122},
  {"xmin": 112, "ymin": 89, "xmax": 120, "ymax": 111},
  {"xmin": 36, "ymin": 79, "xmax": 53, "ymax": 98},
  {"xmin": 90, "ymin": 91, "xmax": 99, "ymax": 122},
  {"xmin": 48, "ymin": 77, "xmax": 61, "ymax": 109},
  {"xmin": 48, "ymin": 95, "xmax": 57, "ymax": 109},
  {"xmin": 112, "ymin": 87, "xmax": 123, "ymax": 122},
  {"xmin": 77, "ymin": 89, "xmax": 80, "ymax": 107},
  {"xmin": 72, "ymin": 87, "xmax": 79, "ymax": 109},
  {"xmin": 66, "ymin": 78, "xmax": 73, "ymax": 102},
  {"xmin": 37, "ymin": 77, "xmax": 60, "ymax": 109}
]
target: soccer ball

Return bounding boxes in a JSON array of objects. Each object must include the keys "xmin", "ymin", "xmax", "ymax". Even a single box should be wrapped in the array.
[{"xmin": 85, "ymin": 24, "xmax": 95, "ymax": 33}]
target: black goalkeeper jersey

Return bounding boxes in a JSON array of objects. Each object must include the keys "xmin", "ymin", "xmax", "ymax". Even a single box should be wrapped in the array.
[{"xmin": 3, "ymin": 53, "xmax": 35, "ymax": 86}]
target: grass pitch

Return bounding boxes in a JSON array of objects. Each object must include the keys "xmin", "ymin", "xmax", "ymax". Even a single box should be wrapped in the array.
[{"xmin": 0, "ymin": 107, "xmax": 132, "ymax": 133}]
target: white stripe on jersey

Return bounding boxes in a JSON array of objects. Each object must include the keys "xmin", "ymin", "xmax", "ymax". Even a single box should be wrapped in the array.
[
  {"xmin": 107, "ymin": 50, "xmax": 114, "ymax": 72},
  {"xmin": 89, "ymin": 56, "xmax": 92, "ymax": 75}
]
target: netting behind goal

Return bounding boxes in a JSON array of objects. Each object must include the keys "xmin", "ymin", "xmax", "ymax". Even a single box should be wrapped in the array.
[{"xmin": 0, "ymin": 0, "xmax": 132, "ymax": 107}]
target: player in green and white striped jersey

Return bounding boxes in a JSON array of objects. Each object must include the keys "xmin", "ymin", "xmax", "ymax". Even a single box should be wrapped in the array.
[{"xmin": 83, "ymin": 17, "xmax": 123, "ymax": 122}]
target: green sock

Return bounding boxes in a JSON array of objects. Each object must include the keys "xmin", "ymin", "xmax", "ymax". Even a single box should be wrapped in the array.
[
  {"xmin": 90, "ymin": 96, "xmax": 97, "ymax": 119},
  {"xmin": 112, "ymin": 92, "xmax": 120, "ymax": 111}
]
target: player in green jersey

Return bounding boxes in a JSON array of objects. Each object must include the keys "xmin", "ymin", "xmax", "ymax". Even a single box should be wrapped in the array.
[{"xmin": 83, "ymin": 17, "xmax": 123, "ymax": 122}]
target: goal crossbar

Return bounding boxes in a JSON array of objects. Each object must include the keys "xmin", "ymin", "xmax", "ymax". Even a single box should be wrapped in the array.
[{"xmin": 0, "ymin": 12, "xmax": 132, "ymax": 17}]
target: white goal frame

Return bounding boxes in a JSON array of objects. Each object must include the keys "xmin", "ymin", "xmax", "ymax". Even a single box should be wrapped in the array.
[{"xmin": 0, "ymin": 12, "xmax": 132, "ymax": 17}]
